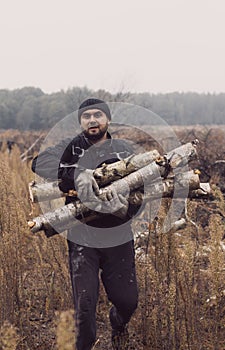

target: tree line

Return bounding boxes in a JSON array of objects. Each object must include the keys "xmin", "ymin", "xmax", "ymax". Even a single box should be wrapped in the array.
[{"xmin": 0, "ymin": 86, "xmax": 225, "ymax": 130}]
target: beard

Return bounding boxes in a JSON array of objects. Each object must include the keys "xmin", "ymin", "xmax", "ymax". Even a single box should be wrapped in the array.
[{"xmin": 83, "ymin": 124, "xmax": 108, "ymax": 142}]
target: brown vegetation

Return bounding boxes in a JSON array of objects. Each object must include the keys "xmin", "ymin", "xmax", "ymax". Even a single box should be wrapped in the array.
[{"xmin": 0, "ymin": 127, "xmax": 224, "ymax": 349}]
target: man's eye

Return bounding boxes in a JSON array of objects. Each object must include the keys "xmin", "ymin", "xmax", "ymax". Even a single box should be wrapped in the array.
[
  {"xmin": 82, "ymin": 114, "xmax": 90, "ymax": 119},
  {"xmin": 94, "ymin": 112, "xmax": 102, "ymax": 118}
]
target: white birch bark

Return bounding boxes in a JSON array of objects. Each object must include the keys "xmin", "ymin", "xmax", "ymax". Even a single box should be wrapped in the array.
[
  {"xmin": 28, "ymin": 140, "xmax": 201, "ymax": 235},
  {"xmin": 28, "ymin": 173, "xmax": 210, "ymax": 235},
  {"xmin": 29, "ymin": 141, "xmax": 198, "ymax": 203}
]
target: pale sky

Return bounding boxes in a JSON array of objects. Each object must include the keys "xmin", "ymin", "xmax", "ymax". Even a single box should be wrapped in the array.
[{"xmin": 1, "ymin": 0, "xmax": 225, "ymax": 94}]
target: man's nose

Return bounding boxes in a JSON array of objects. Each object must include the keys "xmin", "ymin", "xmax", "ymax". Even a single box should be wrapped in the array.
[{"xmin": 89, "ymin": 115, "xmax": 98, "ymax": 123}]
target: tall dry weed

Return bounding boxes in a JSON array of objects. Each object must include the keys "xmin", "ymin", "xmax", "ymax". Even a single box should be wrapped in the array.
[
  {"xmin": 0, "ymin": 146, "xmax": 72, "ymax": 349},
  {"xmin": 133, "ymin": 193, "xmax": 225, "ymax": 350},
  {"xmin": 205, "ymin": 214, "xmax": 225, "ymax": 349},
  {"xmin": 0, "ymin": 321, "xmax": 20, "ymax": 350},
  {"xmin": 56, "ymin": 310, "xmax": 75, "ymax": 350}
]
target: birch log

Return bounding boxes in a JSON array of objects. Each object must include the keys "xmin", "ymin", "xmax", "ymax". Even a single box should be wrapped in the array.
[
  {"xmin": 29, "ymin": 149, "xmax": 160, "ymax": 203},
  {"xmin": 28, "ymin": 170, "xmax": 210, "ymax": 235},
  {"xmin": 28, "ymin": 140, "xmax": 200, "ymax": 235},
  {"xmin": 28, "ymin": 201, "xmax": 92, "ymax": 235},
  {"xmin": 94, "ymin": 149, "xmax": 161, "ymax": 185},
  {"xmin": 28, "ymin": 159, "xmax": 165, "ymax": 233},
  {"xmin": 128, "ymin": 170, "xmax": 201, "ymax": 204},
  {"xmin": 165, "ymin": 139, "xmax": 199, "ymax": 169},
  {"xmin": 29, "ymin": 141, "xmax": 198, "ymax": 203},
  {"xmin": 29, "ymin": 180, "xmax": 68, "ymax": 202},
  {"xmin": 28, "ymin": 149, "xmax": 160, "ymax": 203},
  {"xmin": 128, "ymin": 182, "xmax": 211, "ymax": 206}
]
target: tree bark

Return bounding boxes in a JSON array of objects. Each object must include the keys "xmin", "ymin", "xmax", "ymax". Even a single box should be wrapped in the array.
[
  {"xmin": 94, "ymin": 149, "xmax": 161, "ymax": 185},
  {"xmin": 128, "ymin": 170, "xmax": 201, "ymax": 204},
  {"xmin": 28, "ymin": 140, "xmax": 201, "ymax": 235},
  {"xmin": 165, "ymin": 139, "xmax": 198, "ymax": 169},
  {"xmin": 28, "ymin": 180, "xmax": 69, "ymax": 203},
  {"xmin": 28, "ymin": 171, "xmax": 210, "ymax": 235},
  {"xmin": 29, "ymin": 149, "xmax": 160, "ymax": 202},
  {"xmin": 29, "ymin": 141, "xmax": 198, "ymax": 203}
]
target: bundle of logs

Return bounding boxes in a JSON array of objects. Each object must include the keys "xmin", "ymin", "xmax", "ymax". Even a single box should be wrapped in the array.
[{"xmin": 28, "ymin": 140, "xmax": 212, "ymax": 236}]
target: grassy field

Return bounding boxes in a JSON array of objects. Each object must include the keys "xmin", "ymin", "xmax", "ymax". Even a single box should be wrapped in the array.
[{"xmin": 0, "ymin": 127, "xmax": 224, "ymax": 350}]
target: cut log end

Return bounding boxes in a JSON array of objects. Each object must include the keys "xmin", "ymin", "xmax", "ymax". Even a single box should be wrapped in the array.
[
  {"xmin": 194, "ymin": 169, "xmax": 201, "ymax": 175},
  {"xmin": 27, "ymin": 220, "xmax": 36, "ymax": 228}
]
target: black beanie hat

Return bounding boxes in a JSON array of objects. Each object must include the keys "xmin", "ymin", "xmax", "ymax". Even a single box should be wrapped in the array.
[{"xmin": 78, "ymin": 98, "xmax": 111, "ymax": 123}]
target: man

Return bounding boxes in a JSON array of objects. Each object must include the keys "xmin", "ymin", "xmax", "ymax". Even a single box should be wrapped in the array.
[{"xmin": 32, "ymin": 98, "xmax": 139, "ymax": 350}]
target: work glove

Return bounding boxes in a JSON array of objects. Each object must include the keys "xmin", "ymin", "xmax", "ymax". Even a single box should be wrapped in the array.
[
  {"xmin": 101, "ymin": 187, "xmax": 129, "ymax": 218},
  {"xmin": 75, "ymin": 168, "xmax": 100, "ymax": 202},
  {"xmin": 75, "ymin": 171, "xmax": 129, "ymax": 218}
]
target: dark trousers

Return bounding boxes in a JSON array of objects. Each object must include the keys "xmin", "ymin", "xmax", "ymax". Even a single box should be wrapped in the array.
[{"xmin": 68, "ymin": 240, "xmax": 138, "ymax": 350}]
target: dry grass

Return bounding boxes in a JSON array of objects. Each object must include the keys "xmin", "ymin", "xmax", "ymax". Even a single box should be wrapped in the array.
[
  {"xmin": 0, "ymin": 129, "xmax": 224, "ymax": 349},
  {"xmin": 56, "ymin": 310, "xmax": 75, "ymax": 350},
  {"xmin": 0, "ymin": 321, "xmax": 20, "ymax": 350}
]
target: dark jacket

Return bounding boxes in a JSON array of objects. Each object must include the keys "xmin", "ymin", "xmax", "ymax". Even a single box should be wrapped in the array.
[{"xmin": 32, "ymin": 132, "xmax": 139, "ymax": 247}]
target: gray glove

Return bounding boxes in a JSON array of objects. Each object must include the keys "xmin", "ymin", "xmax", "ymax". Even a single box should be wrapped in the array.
[
  {"xmin": 101, "ymin": 187, "xmax": 129, "ymax": 218},
  {"xmin": 75, "ymin": 169, "xmax": 100, "ymax": 202},
  {"xmin": 75, "ymin": 172, "xmax": 129, "ymax": 218}
]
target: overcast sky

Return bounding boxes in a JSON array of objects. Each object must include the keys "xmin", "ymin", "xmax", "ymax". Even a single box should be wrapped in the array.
[{"xmin": 0, "ymin": 0, "xmax": 225, "ymax": 94}]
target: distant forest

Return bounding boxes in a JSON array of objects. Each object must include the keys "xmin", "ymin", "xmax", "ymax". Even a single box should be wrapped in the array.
[{"xmin": 0, "ymin": 86, "xmax": 225, "ymax": 130}]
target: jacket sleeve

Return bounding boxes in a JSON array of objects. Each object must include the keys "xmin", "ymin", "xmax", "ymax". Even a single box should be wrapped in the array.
[{"xmin": 31, "ymin": 138, "xmax": 75, "ymax": 182}]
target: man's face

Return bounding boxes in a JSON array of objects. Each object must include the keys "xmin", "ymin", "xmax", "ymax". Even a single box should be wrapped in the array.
[{"xmin": 80, "ymin": 108, "xmax": 110, "ymax": 142}]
